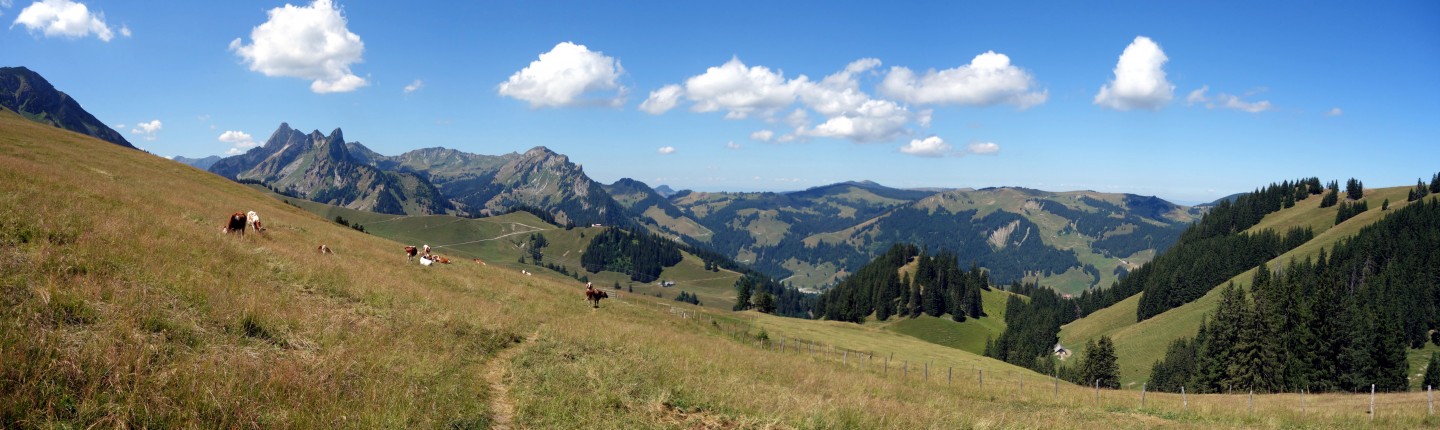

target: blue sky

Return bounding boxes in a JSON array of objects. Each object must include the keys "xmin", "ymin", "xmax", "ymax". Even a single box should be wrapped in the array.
[{"xmin": 2, "ymin": 1, "xmax": 1436, "ymax": 204}]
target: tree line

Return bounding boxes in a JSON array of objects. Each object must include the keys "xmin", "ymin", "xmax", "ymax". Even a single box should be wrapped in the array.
[
  {"xmin": 733, "ymin": 273, "xmax": 814, "ymax": 318},
  {"xmin": 1071, "ymin": 178, "xmax": 1322, "ymax": 322},
  {"xmin": 581, "ymin": 227, "xmax": 683, "ymax": 283},
  {"xmin": 812, "ymin": 244, "xmax": 991, "ymax": 324},
  {"xmin": 1149, "ymin": 196, "xmax": 1440, "ymax": 394}
]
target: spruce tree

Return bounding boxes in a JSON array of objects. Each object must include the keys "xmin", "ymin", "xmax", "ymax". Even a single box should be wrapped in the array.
[
  {"xmin": 1432, "ymin": 172, "xmax": 1440, "ymax": 194},
  {"xmin": 1424, "ymin": 352, "xmax": 1440, "ymax": 390},
  {"xmin": 1082, "ymin": 336, "xmax": 1121, "ymax": 389},
  {"xmin": 733, "ymin": 276, "xmax": 753, "ymax": 311}
]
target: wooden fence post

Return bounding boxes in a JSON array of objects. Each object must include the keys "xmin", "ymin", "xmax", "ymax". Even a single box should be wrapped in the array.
[
  {"xmin": 1248, "ymin": 390, "xmax": 1254, "ymax": 415},
  {"xmin": 1094, "ymin": 380, "xmax": 1099, "ymax": 405},
  {"xmin": 1301, "ymin": 389, "xmax": 1305, "ymax": 417},
  {"xmin": 1181, "ymin": 386, "xmax": 1187, "ymax": 411},
  {"xmin": 1053, "ymin": 372, "xmax": 1058, "ymax": 400},
  {"xmin": 1370, "ymin": 384, "xmax": 1375, "ymax": 420},
  {"xmin": 925, "ymin": 362, "xmax": 929, "ymax": 382},
  {"xmin": 979, "ymin": 369, "xmax": 983, "ymax": 389},
  {"xmin": 1429, "ymin": 385, "xmax": 1433, "ymax": 416},
  {"xmin": 948, "ymin": 367, "xmax": 952, "ymax": 386},
  {"xmin": 1141, "ymin": 383, "xmax": 1146, "ymax": 408},
  {"xmin": 903, "ymin": 360, "xmax": 908, "ymax": 378}
]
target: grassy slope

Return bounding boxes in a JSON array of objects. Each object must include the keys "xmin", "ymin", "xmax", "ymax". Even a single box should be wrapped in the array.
[
  {"xmin": 1060, "ymin": 187, "xmax": 1424, "ymax": 386},
  {"xmin": 263, "ymin": 186, "xmax": 749, "ymax": 312},
  {"xmin": 8, "ymin": 113, "xmax": 1438, "ymax": 427},
  {"xmin": 884, "ymin": 287, "xmax": 1015, "ymax": 355}
]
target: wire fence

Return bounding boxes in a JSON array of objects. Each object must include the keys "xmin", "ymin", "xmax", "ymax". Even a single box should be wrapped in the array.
[{"xmin": 647, "ymin": 302, "xmax": 1440, "ymax": 424}]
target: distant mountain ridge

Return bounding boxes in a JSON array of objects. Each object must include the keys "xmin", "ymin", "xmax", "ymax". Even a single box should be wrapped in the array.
[
  {"xmin": 204, "ymin": 121, "xmax": 1196, "ymax": 294},
  {"xmin": 209, "ymin": 123, "xmax": 452, "ymax": 215},
  {"xmin": 0, "ymin": 66, "xmax": 134, "ymax": 149},
  {"xmin": 211, "ymin": 123, "xmax": 626, "ymax": 225},
  {"xmin": 173, "ymin": 155, "xmax": 222, "ymax": 170}
]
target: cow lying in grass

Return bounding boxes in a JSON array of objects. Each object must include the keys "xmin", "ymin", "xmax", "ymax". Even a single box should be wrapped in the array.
[{"xmin": 317, "ymin": 244, "xmax": 333, "ymax": 254}]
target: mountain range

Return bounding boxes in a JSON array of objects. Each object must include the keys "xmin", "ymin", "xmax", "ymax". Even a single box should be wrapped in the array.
[{"xmin": 201, "ymin": 122, "xmax": 1197, "ymax": 294}]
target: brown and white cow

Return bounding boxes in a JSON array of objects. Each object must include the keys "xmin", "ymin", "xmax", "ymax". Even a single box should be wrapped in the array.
[
  {"xmin": 585, "ymin": 285, "xmax": 609, "ymax": 308},
  {"xmin": 317, "ymin": 244, "xmax": 333, "ymax": 254},
  {"xmin": 223, "ymin": 212, "xmax": 248, "ymax": 238},
  {"xmin": 404, "ymin": 246, "xmax": 419, "ymax": 262},
  {"xmin": 246, "ymin": 211, "xmax": 265, "ymax": 234}
]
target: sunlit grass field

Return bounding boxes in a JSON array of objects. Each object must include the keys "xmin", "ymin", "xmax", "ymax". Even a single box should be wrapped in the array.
[{"xmin": 5, "ymin": 109, "xmax": 1438, "ymax": 428}]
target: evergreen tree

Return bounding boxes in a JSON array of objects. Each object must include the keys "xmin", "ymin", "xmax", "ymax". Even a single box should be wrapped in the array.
[
  {"xmin": 753, "ymin": 291, "xmax": 776, "ymax": 313},
  {"xmin": 1079, "ymin": 336, "xmax": 1120, "ymax": 389},
  {"xmin": 1424, "ymin": 352, "xmax": 1440, "ymax": 390},
  {"xmin": 1432, "ymin": 172, "xmax": 1440, "ymax": 194},
  {"xmin": 1345, "ymin": 178, "xmax": 1364, "ymax": 200},
  {"xmin": 733, "ymin": 276, "xmax": 754, "ymax": 311},
  {"xmin": 1411, "ymin": 179, "xmax": 1430, "ymax": 202},
  {"xmin": 1320, "ymin": 187, "xmax": 1339, "ymax": 208}
]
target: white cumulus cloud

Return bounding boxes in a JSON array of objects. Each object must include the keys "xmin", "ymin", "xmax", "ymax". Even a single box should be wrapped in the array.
[
  {"xmin": 403, "ymin": 79, "xmax": 423, "ymax": 94},
  {"xmin": 639, "ymin": 84, "xmax": 682, "ymax": 114},
  {"xmin": 657, "ymin": 146, "xmax": 676, "ymax": 155},
  {"xmin": 130, "ymin": 119, "xmax": 161, "ymax": 141},
  {"xmin": 498, "ymin": 41, "xmax": 626, "ymax": 108},
  {"xmin": 1094, "ymin": 36, "xmax": 1174, "ymax": 111},
  {"xmin": 680, "ymin": 57, "xmax": 804, "ymax": 118},
  {"xmin": 1326, "ymin": 107, "xmax": 1343, "ymax": 117},
  {"xmin": 879, "ymin": 51, "xmax": 1047, "ymax": 108},
  {"xmin": 750, "ymin": 130, "xmax": 774, "ymax": 142},
  {"xmin": 966, "ymin": 142, "xmax": 1001, "ymax": 155},
  {"xmin": 229, "ymin": 0, "xmax": 368, "ymax": 94},
  {"xmin": 804, "ymin": 99, "xmax": 914, "ymax": 143},
  {"xmin": 899, "ymin": 136, "xmax": 953, "ymax": 157},
  {"xmin": 219, "ymin": 130, "xmax": 258, "ymax": 155},
  {"xmin": 12, "ymin": 0, "xmax": 115, "ymax": 41}
]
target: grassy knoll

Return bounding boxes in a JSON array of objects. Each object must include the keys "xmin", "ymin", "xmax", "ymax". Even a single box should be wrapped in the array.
[
  {"xmin": 1061, "ymin": 186, "xmax": 1427, "ymax": 386},
  {"xmin": 884, "ymin": 287, "xmax": 1014, "ymax": 355},
  {"xmin": 6, "ymin": 111, "xmax": 1439, "ymax": 427}
]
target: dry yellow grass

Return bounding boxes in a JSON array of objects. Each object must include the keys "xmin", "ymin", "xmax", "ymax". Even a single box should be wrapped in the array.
[{"xmin": 4, "ymin": 110, "xmax": 1438, "ymax": 428}]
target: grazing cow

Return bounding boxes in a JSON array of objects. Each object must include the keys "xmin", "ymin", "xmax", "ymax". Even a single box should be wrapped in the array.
[
  {"xmin": 317, "ymin": 244, "xmax": 333, "ymax": 254},
  {"xmin": 224, "ymin": 212, "xmax": 248, "ymax": 238},
  {"xmin": 473, "ymin": 258, "xmax": 486, "ymax": 266},
  {"xmin": 404, "ymin": 246, "xmax": 418, "ymax": 262},
  {"xmin": 246, "ymin": 211, "xmax": 265, "ymax": 234},
  {"xmin": 585, "ymin": 285, "xmax": 609, "ymax": 308}
]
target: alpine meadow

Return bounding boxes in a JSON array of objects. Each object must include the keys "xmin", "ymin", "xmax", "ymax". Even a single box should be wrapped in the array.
[{"xmin": 2, "ymin": 1, "xmax": 1438, "ymax": 428}]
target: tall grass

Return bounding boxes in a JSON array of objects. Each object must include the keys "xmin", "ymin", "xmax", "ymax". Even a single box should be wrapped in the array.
[{"xmin": 4, "ymin": 111, "xmax": 1437, "ymax": 428}]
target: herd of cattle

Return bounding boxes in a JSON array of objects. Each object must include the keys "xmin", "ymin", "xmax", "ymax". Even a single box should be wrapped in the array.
[{"xmin": 223, "ymin": 210, "xmax": 607, "ymax": 307}]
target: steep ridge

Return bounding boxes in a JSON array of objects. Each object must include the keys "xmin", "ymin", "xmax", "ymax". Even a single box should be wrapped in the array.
[
  {"xmin": 210, "ymin": 123, "xmax": 451, "ymax": 215},
  {"xmin": 0, "ymin": 66, "xmax": 133, "ymax": 149},
  {"xmin": 603, "ymin": 178, "xmax": 713, "ymax": 240}
]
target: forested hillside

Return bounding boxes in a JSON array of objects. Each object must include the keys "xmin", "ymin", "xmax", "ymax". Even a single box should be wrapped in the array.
[
  {"xmin": 1150, "ymin": 195, "xmax": 1440, "ymax": 394},
  {"xmin": 1073, "ymin": 178, "xmax": 1323, "ymax": 322}
]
